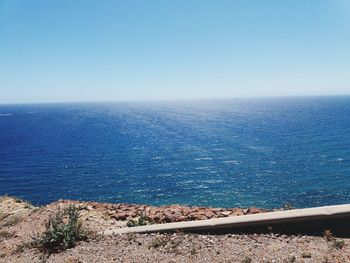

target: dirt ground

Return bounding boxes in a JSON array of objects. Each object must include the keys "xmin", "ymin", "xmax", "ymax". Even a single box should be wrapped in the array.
[{"xmin": 1, "ymin": 196, "xmax": 349, "ymax": 263}]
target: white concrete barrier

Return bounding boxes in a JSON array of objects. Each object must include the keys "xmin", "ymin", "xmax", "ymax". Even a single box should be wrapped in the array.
[{"xmin": 103, "ymin": 204, "xmax": 350, "ymax": 235}]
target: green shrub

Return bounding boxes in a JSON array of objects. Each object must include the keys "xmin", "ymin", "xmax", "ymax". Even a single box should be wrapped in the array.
[
  {"xmin": 282, "ymin": 202, "xmax": 295, "ymax": 210},
  {"xmin": 32, "ymin": 205, "xmax": 87, "ymax": 253},
  {"xmin": 127, "ymin": 212, "xmax": 152, "ymax": 227},
  {"xmin": 333, "ymin": 239, "xmax": 345, "ymax": 249},
  {"xmin": 323, "ymin": 229, "xmax": 345, "ymax": 250}
]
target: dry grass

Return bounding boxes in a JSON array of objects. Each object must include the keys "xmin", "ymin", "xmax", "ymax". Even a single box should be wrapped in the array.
[
  {"xmin": 12, "ymin": 241, "xmax": 33, "ymax": 254},
  {"xmin": 242, "ymin": 256, "xmax": 252, "ymax": 263},
  {"xmin": 0, "ymin": 212, "xmax": 8, "ymax": 221},
  {"xmin": 301, "ymin": 252, "xmax": 312, "ymax": 258},
  {"xmin": 333, "ymin": 239, "xmax": 345, "ymax": 249},
  {"xmin": 323, "ymin": 229, "xmax": 345, "ymax": 250},
  {"xmin": 0, "ymin": 230, "xmax": 15, "ymax": 239},
  {"xmin": 1, "ymin": 215, "xmax": 22, "ymax": 227}
]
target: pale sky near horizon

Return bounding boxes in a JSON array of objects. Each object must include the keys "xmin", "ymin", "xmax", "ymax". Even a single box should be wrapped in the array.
[{"xmin": 0, "ymin": 0, "xmax": 350, "ymax": 104}]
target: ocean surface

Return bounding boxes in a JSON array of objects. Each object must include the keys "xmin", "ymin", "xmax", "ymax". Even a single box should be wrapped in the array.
[{"xmin": 0, "ymin": 96, "xmax": 350, "ymax": 209}]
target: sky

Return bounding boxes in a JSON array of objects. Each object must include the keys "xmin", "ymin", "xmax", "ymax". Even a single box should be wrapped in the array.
[{"xmin": 0, "ymin": 0, "xmax": 350, "ymax": 103}]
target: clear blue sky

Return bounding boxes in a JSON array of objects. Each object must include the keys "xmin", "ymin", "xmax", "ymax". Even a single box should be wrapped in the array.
[{"xmin": 0, "ymin": 0, "xmax": 349, "ymax": 103}]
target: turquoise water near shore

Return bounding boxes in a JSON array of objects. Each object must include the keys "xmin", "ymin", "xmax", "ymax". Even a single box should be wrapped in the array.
[{"xmin": 0, "ymin": 96, "xmax": 350, "ymax": 208}]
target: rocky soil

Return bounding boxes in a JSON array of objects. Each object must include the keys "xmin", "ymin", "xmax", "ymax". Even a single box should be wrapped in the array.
[{"xmin": 1, "ymin": 196, "xmax": 349, "ymax": 262}]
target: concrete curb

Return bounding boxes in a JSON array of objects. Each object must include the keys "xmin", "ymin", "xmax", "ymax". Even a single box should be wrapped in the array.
[{"xmin": 103, "ymin": 204, "xmax": 350, "ymax": 235}]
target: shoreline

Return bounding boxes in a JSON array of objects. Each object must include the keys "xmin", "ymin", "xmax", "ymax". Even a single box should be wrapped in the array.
[
  {"xmin": 0, "ymin": 195, "xmax": 270, "ymax": 224},
  {"xmin": 53, "ymin": 198, "xmax": 270, "ymax": 223}
]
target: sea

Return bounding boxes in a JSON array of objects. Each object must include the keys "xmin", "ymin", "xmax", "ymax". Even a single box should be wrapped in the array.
[{"xmin": 0, "ymin": 96, "xmax": 349, "ymax": 209}]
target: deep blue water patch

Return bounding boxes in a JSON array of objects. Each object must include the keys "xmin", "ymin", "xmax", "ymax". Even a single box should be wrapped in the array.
[{"xmin": 0, "ymin": 96, "xmax": 350, "ymax": 208}]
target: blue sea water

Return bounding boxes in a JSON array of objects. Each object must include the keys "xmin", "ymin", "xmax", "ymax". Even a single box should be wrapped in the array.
[{"xmin": 0, "ymin": 96, "xmax": 350, "ymax": 209}]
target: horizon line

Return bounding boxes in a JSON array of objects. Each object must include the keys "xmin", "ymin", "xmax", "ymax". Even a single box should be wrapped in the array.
[{"xmin": 0, "ymin": 93, "xmax": 349, "ymax": 106}]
